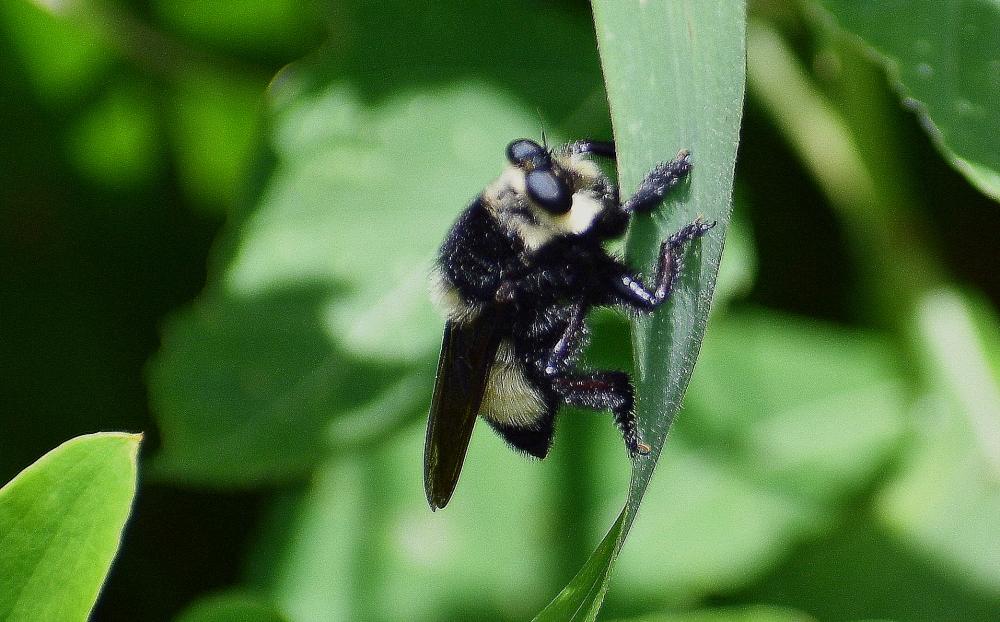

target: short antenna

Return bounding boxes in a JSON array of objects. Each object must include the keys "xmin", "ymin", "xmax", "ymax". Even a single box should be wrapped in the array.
[{"xmin": 537, "ymin": 109, "xmax": 548, "ymax": 148}]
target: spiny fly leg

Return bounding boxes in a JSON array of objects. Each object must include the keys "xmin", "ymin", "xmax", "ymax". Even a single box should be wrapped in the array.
[
  {"xmin": 544, "ymin": 303, "xmax": 587, "ymax": 376},
  {"xmin": 652, "ymin": 217, "xmax": 717, "ymax": 301},
  {"xmin": 612, "ymin": 216, "xmax": 715, "ymax": 311},
  {"xmin": 551, "ymin": 372, "xmax": 650, "ymax": 456},
  {"xmin": 568, "ymin": 140, "xmax": 616, "ymax": 159},
  {"xmin": 622, "ymin": 150, "xmax": 692, "ymax": 215}
]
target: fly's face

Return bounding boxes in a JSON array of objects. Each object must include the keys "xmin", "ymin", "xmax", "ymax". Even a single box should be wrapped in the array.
[{"xmin": 484, "ymin": 139, "xmax": 612, "ymax": 253}]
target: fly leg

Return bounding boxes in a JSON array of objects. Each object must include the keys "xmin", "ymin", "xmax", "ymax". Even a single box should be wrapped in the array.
[
  {"xmin": 622, "ymin": 150, "xmax": 693, "ymax": 215},
  {"xmin": 550, "ymin": 371, "xmax": 649, "ymax": 456},
  {"xmin": 541, "ymin": 303, "xmax": 648, "ymax": 456},
  {"xmin": 614, "ymin": 217, "xmax": 716, "ymax": 311},
  {"xmin": 544, "ymin": 302, "xmax": 587, "ymax": 376}
]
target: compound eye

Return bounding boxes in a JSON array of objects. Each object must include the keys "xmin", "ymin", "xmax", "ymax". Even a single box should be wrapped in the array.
[
  {"xmin": 506, "ymin": 139, "xmax": 545, "ymax": 166},
  {"xmin": 525, "ymin": 169, "xmax": 572, "ymax": 214}
]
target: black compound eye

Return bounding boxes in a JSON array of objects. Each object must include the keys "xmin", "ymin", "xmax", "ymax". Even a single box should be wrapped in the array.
[
  {"xmin": 525, "ymin": 169, "xmax": 572, "ymax": 214},
  {"xmin": 506, "ymin": 139, "xmax": 546, "ymax": 166}
]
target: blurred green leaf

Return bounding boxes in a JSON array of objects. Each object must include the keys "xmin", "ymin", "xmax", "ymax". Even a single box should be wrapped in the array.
[
  {"xmin": 149, "ymin": 284, "xmax": 388, "ymax": 485},
  {"xmin": 168, "ymin": 73, "xmax": 267, "ymax": 210},
  {"xmin": 818, "ymin": 0, "xmax": 1000, "ymax": 201},
  {"xmin": 271, "ymin": 424, "xmax": 569, "ymax": 622},
  {"xmin": 0, "ymin": 0, "xmax": 115, "ymax": 103},
  {"xmin": 878, "ymin": 392, "xmax": 1000, "ymax": 593},
  {"xmin": 614, "ymin": 444, "xmax": 820, "ymax": 603},
  {"xmin": 317, "ymin": 0, "xmax": 605, "ymax": 120},
  {"xmin": 614, "ymin": 309, "xmax": 907, "ymax": 602},
  {"xmin": 686, "ymin": 310, "xmax": 907, "ymax": 501},
  {"xmin": 149, "ymin": 81, "xmax": 565, "ymax": 486},
  {"xmin": 532, "ymin": 0, "xmax": 746, "ymax": 619},
  {"xmin": 173, "ymin": 591, "xmax": 290, "ymax": 622},
  {"xmin": 877, "ymin": 288, "xmax": 1000, "ymax": 594},
  {"xmin": 67, "ymin": 81, "xmax": 160, "ymax": 188},
  {"xmin": 152, "ymin": 0, "xmax": 320, "ymax": 55},
  {"xmin": 0, "ymin": 432, "xmax": 141, "ymax": 622},
  {"xmin": 613, "ymin": 604, "xmax": 818, "ymax": 622}
]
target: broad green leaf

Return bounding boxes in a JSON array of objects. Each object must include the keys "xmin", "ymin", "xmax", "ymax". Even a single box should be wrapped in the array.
[
  {"xmin": 684, "ymin": 310, "xmax": 907, "ymax": 502},
  {"xmin": 533, "ymin": 1, "xmax": 746, "ymax": 619},
  {"xmin": 149, "ymin": 282, "xmax": 394, "ymax": 485},
  {"xmin": 272, "ymin": 421, "xmax": 575, "ymax": 622},
  {"xmin": 148, "ymin": 82, "xmax": 574, "ymax": 485},
  {"xmin": 0, "ymin": 432, "xmax": 141, "ymax": 622},
  {"xmin": 148, "ymin": 0, "xmax": 608, "ymax": 487},
  {"xmin": 613, "ymin": 443, "xmax": 820, "ymax": 602},
  {"xmin": 818, "ymin": 0, "xmax": 1000, "ymax": 201}
]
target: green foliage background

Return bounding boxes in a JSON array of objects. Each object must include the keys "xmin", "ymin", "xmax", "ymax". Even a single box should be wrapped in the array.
[{"xmin": 2, "ymin": 0, "xmax": 1000, "ymax": 621}]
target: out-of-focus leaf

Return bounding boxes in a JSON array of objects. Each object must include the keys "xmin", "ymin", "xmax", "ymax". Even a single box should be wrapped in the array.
[
  {"xmin": 173, "ymin": 591, "xmax": 290, "ymax": 622},
  {"xmin": 149, "ymin": 284, "xmax": 394, "ymax": 485},
  {"xmin": 168, "ymin": 74, "xmax": 265, "ymax": 210},
  {"xmin": 877, "ymin": 288, "xmax": 1000, "ymax": 593},
  {"xmin": 610, "ymin": 604, "xmax": 818, "ymax": 622},
  {"xmin": 685, "ymin": 309, "xmax": 907, "ymax": 501},
  {"xmin": 271, "ymin": 424, "xmax": 567, "ymax": 622},
  {"xmin": 0, "ymin": 0, "xmax": 115, "ymax": 103},
  {"xmin": 614, "ymin": 444, "xmax": 821, "ymax": 603},
  {"xmin": 818, "ymin": 0, "xmax": 1000, "ymax": 201},
  {"xmin": 614, "ymin": 309, "xmax": 907, "ymax": 602},
  {"xmin": 0, "ymin": 433, "xmax": 141, "ymax": 622},
  {"xmin": 531, "ymin": 1, "xmax": 746, "ymax": 619},
  {"xmin": 152, "ymin": 0, "xmax": 320, "ymax": 55},
  {"xmin": 67, "ymin": 81, "xmax": 159, "ymax": 188},
  {"xmin": 317, "ymin": 0, "xmax": 605, "ymax": 120},
  {"xmin": 149, "ymin": 81, "xmax": 560, "ymax": 486}
]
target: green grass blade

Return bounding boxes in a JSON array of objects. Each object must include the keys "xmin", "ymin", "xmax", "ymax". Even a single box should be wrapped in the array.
[
  {"xmin": 533, "ymin": 1, "xmax": 745, "ymax": 620},
  {"xmin": 0, "ymin": 432, "xmax": 142, "ymax": 622},
  {"xmin": 533, "ymin": 509, "xmax": 628, "ymax": 622}
]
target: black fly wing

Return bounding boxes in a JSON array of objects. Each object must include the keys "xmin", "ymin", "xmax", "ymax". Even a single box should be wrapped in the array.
[{"xmin": 424, "ymin": 311, "xmax": 504, "ymax": 510}]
